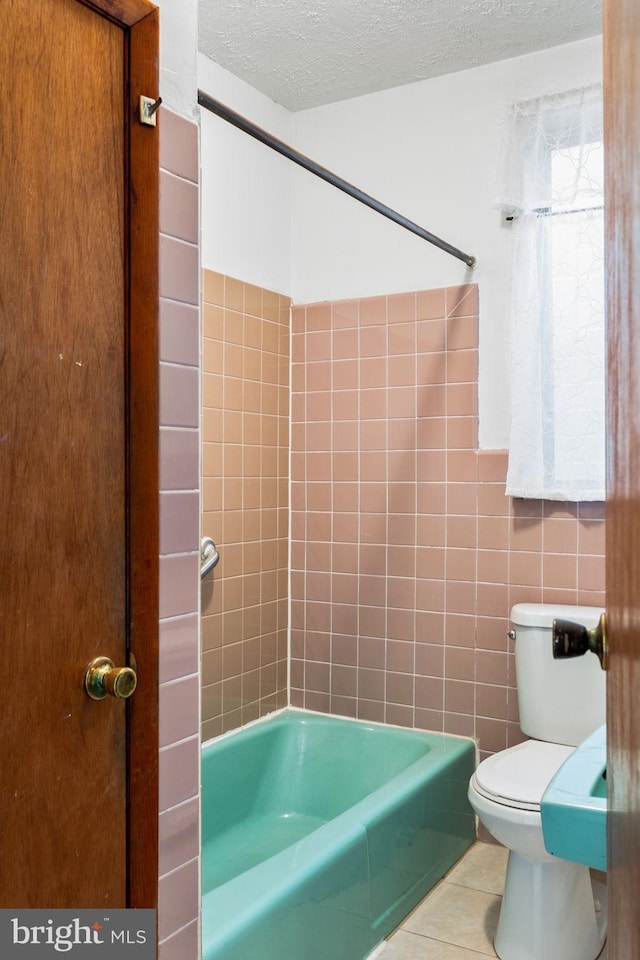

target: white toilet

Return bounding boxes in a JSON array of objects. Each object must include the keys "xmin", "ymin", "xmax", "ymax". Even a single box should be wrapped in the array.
[{"xmin": 468, "ymin": 603, "xmax": 607, "ymax": 960}]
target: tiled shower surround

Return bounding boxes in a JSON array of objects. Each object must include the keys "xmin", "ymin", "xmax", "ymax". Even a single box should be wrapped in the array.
[
  {"xmin": 201, "ymin": 270, "xmax": 290, "ymax": 738},
  {"xmin": 289, "ymin": 284, "xmax": 605, "ymax": 758}
]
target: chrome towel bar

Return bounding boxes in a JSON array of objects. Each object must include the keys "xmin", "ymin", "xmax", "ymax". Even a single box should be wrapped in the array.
[{"xmin": 200, "ymin": 537, "xmax": 220, "ymax": 579}]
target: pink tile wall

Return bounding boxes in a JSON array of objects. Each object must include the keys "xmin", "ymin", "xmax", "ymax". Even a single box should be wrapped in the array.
[
  {"xmin": 158, "ymin": 109, "xmax": 200, "ymax": 960},
  {"xmin": 290, "ymin": 285, "xmax": 605, "ymax": 759},
  {"xmin": 201, "ymin": 269, "xmax": 290, "ymax": 739}
]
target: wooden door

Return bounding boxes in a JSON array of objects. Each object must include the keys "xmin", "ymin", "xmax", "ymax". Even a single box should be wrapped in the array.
[
  {"xmin": 605, "ymin": 0, "xmax": 640, "ymax": 953},
  {"xmin": 0, "ymin": 0, "xmax": 159, "ymax": 908}
]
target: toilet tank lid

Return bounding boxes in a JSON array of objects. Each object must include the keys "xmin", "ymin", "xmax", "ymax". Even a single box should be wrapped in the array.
[{"xmin": 511, "ymin": 603, "xmax": 604, "ymax": 629}]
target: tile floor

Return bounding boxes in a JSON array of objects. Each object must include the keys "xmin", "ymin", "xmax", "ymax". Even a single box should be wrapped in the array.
[
  {"xmin": 372, "ymin": 842, "xmax": 608, "ymax": 960},
  {"xmin": 374, "ymin": 842, "xmax": 507, "ymax": 959}
]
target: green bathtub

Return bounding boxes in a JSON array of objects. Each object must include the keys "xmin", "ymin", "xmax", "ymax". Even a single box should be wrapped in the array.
[{"xmin": 202, "ymin": 709, "xmax": 475, "ymax": 960}]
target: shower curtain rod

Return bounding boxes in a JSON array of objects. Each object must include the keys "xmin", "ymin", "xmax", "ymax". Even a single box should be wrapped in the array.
[{"xmin": 198, "ymin": 90, "xmax": 477, "ymax": 270}]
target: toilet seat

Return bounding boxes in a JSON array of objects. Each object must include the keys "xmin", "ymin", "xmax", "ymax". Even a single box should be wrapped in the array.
[{"xmin": 473, "ymin": 740, "xmax": 575, "ymax": 811}]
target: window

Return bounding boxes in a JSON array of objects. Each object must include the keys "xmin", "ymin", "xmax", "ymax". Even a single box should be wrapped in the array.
[{"xmin": 498, "ymin": 85, "xmax": 605, "ymax": 501}]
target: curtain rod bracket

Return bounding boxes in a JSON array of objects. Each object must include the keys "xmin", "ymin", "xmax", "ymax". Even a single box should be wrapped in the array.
[{"xmin": 198, "ymin": 90, "xmax": 477, "ymax": 270}]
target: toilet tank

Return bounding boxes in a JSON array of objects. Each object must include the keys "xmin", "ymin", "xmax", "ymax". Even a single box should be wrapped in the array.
[{"xmin": 511, "ymin": 603, "xmax": 606, "ymax": 746}]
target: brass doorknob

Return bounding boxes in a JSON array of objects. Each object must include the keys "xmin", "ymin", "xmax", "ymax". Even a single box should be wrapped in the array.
[
  {"xmin": 85, "ymin": 656, "xmax": 137, "ymax": 700},
  {"xmin": 552, "ymin": 612, "xmax": 608, "ymax": 671}
]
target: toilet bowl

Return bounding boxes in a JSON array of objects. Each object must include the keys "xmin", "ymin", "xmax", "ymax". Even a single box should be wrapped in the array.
[
  {"xmin": 468, "ymin": 740, "xmax": 607, "ymax": 960},
  {"xmin": 468, "ymin": 604, "xmax": 607, "ymax": 960}
]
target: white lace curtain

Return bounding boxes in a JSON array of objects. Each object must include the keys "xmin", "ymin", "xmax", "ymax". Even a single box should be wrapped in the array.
[{"xmin": 498, "ymin": 85, "xmax": 605, "ymax": 501}]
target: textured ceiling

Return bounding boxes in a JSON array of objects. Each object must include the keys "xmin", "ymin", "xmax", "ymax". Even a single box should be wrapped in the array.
[{"xmin": 198, "ymin": 0, "xmax": 602, "ymax": 112}]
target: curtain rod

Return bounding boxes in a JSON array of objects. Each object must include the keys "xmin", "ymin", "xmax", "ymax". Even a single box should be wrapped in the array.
[{"xmin": 198, "ymin": 90, "xmax": 477, "ymax": 270}]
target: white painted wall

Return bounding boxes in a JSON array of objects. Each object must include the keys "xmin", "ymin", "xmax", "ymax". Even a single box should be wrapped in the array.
[
  {"xmin": 198, "ymin": 54, "xmax": 292, "ymax": 295},
  {"xmin": 197, "ymin": 36, "xmax": 602, "ymax": 447},
  {"xmin": 155, "ymin": 0, "xmax": 198, "ymax": 120},
  {"xmin": 291, "ymin": 36, "xmax": 602, "ymax": 447}
]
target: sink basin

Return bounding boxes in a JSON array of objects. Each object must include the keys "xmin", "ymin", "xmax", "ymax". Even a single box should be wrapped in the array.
[{"xmin": 541, "ymin": 723, "xmax": 607, "ymax": 871}]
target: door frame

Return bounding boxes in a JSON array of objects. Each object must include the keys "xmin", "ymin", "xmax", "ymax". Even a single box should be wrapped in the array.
[
  {"xmin": 79, "ymin": 0, "xmax": 160, "ymax": 909},
  {"xmin": 604, "ymin": 0, "xmax": 640, "ymax": 949}
]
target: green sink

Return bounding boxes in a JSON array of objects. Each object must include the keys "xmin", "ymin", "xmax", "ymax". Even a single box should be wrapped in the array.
[{"xmin": 541, "ymin": 724, "xmax": 607, "ymax": 871}]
